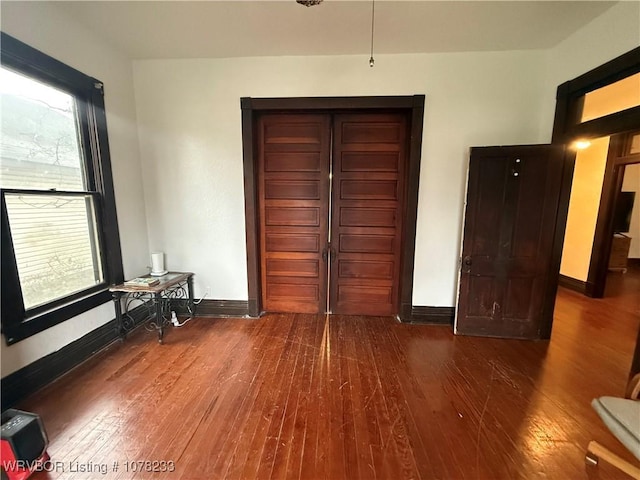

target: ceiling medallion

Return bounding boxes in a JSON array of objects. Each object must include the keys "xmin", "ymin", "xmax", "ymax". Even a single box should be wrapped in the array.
[{"xmin": 296, "ymin": 0, "xmax": 323, "ymax": 6}]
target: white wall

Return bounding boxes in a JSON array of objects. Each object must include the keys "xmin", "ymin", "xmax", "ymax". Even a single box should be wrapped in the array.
[
  {"xmin": 1, "ymin": 0, "xmax": 637, "ymax": 378},
  {"xmin": 1, "ymin": 2, "xmax": 148, "ymax": 377},
  {"xmin": 134, "ymin": 2, "xmax": 639, "ymax": 310},
  {"xmin": 133, "ymin": 51, "xmax": 548, "ymax": 307},
  {"xmin": 133, "ymin": 0, "xmax": 639, "ymax": 309},
  {"xmin": 560, "ymin": 137, "xmax": 610, "ymax": 281}
]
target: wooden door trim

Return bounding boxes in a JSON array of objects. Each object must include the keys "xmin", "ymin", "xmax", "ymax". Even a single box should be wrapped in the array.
[
  {"xmin": 541, "ymin": 46, "xmax": 640, "ymax": 337},
  {"xmin": 241, "ymin": 95, "xmax": 425, "ymax": 319},
  {"xmin": 551, "ymin": 47, "xmax": 640, "ymax": 144}
]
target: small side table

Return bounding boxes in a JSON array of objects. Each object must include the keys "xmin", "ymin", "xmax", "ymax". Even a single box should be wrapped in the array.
[{"xmin": 110, "ymin": 272, "xmax": 194, "ymax": 344}]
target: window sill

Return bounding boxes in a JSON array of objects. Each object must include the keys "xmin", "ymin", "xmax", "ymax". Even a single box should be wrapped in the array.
[{"xmin": 2, "ymin": 288, "xmax": 112, "ymax": 345}]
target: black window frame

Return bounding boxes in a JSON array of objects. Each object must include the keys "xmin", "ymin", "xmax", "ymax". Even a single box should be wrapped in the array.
[{"xmin": 1, "ymin": 32, "xmax": 124, "ymax": 345}]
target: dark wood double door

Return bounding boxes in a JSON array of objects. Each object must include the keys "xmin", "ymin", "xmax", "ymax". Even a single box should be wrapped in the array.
[{"xmin": 258, "ymin": 112, "xmax": 407, "ymax": 316}]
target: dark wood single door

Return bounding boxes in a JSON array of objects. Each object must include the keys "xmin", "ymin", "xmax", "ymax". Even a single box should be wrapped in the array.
[
  {"xmin": 258, "ymin": 114, "xmax": 331, "ymax": 313},
  {"xmin": 329, "ymin": 114, "xmax": 407, "ymax": 315},
  {"xmin": 456, "ymin": 145, "xmax": 564, "ymax": 339}
]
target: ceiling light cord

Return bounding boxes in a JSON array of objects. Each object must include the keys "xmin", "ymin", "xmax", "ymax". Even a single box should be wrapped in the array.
[{"xmin": 369, "ymin": 0, "xmax": 375, "ymax": 67}]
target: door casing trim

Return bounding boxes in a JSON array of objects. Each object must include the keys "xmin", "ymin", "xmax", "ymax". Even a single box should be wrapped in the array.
[
  {"xmin": 241, "ymin": 95, "xmax": 425, "ymax": 320},
  {"xmin": 551, "ymin": 47, "xmax": 640, "ymax": 306}
]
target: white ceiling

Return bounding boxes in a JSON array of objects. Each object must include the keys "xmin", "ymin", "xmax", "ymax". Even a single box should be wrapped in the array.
[{"xmin": 51, "ymin": 1, "xmax": 616, "ymax": 60}]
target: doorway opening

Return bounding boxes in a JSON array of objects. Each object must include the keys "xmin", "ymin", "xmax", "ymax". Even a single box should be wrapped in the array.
[
  {"xmin": 552, "ymin": 47, "xmax": 640, "ymax": 301},
  {"xmin": 591, "ymin": 133, "xmax": 640, "ymax": 297},
  {"xmin": 606, "ymin": 160, "xmax": 640, "ymax": 299},
  {"xmin": 560, "ymin": 133, "xmax": 640, "ymax": 297}
]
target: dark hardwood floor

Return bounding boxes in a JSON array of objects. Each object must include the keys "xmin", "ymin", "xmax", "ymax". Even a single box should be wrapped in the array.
[{"xmin": 18, "ymin": 271, "xmax": 640, "ymax": 479}]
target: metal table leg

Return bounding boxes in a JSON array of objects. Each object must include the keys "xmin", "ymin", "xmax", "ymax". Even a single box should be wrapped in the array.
[
  {"xmin": 155, "ymin": 292, "xmax": 164, "ymax": 344},
  {"xmin": 187, "ymin": 275, "xmax": 195, "ymax": 318},
  {"xmin": 112, "ymin": 292, "xmax": 124, "ymax": 340}
]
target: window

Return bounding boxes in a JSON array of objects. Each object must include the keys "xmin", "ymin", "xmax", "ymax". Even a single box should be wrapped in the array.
[
  {"xmin": 578, "ymin": 72, "xmax": 640, "ymax": 123},
  {"xmin": 554, "ymin": 47, "xmax": 640, "ymax": 142},
  {"xmin": 1, "ymin": 33, "xmax": 123, "ymax": 344}
]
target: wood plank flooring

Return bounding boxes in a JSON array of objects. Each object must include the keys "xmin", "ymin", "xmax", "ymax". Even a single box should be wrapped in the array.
[{"xmin": 18, "ymin": 269, "xmax": 640, "ymax": 479}]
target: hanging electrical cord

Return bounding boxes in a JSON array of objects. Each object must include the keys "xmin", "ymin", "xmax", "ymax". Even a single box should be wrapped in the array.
[
  {"xmin": 193, "ymin": 288, "xmax": 208, "ymax": 305},
  {"xmin": 171, "ymin": 310, "xmax": 191, "ymax": 327},
  {"xmin": 171, "ymin": 286, "xmax": 209, "ymax": 327},
  {"xmin": 369, "ymin": 0, "xmax": 375, "ymax": 67}
]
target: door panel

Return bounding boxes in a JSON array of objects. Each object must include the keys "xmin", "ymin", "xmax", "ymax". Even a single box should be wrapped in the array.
[
  {"xmin": 265, "ymin": 207, "xmax": 319, "ymax": 226},
  {"xmin": 330, "ymin": 114, "xmax": 407, "ymax": 316},
  {"xmin": 340, "ymin": 180, "xmax": 398, "ymax": 200},
  {"xmin": 339, "ymin": 234, "xmax": 395, "ymax": 253},
  {"xmin": 265, "ymin": 258, "xmax": 319, "ymax": 277},
  {"xmin": 340, "ymin": 208, "xmax": 396, "ymax": 227},
  {"xmin": 264, "ymin": 180, "xmax": 320, "ymax": 199},
  {"xmin": 265, "ymin": 233, "xmax": 319, "ymax": 252},
  {"xmin": 258, "ymin": 114, "xmax": 330, "ymax": 313},
  {"xmin": 264, "ymin": 152, "xmax": 321, "ymax": 172},
  {"xmin": 338, "ymin": 260, "xmax": 394, "ymax": 279},
  {"xmin": 456, "ymin": 145, "xmax": 564, "ymax": 339},
  {"xmin": 338, "ymin": 285, "xmax": 393, "ymax": 304},
  {"xmin": 341, "ymin": 152, "xmax": 399, "ymax": 171}
]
